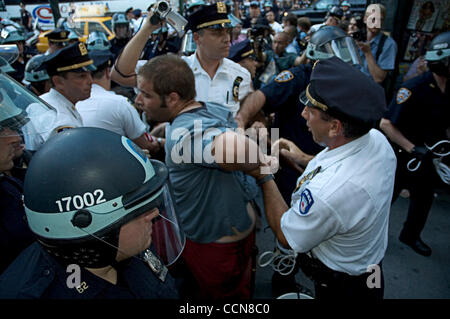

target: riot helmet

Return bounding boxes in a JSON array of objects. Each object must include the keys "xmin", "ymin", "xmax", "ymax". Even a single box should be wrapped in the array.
[
  {"xmin": 0, "ymin": 25, "xmax": 27, "ymax": 44},
  {"xmin": 87, "ymin": 31, "xmax": 111, "ymax": 51},
  {"xmin": 425, "ymin": 31, "xmax": 450, "ymax": 78},
  {"xmin": 24, "ymin": 127, "xmax": 185, "ymax": 268},
  {"xmin": 112, "ymin": 13, "xmax": 130, "ymax": 39},
  {"xmin": 24, "ymin": 54, "xmax": 49, "ymax": 82},
  {"xmin": 306, "ymin": 26, "xmax": 362, "ymax": 66}
]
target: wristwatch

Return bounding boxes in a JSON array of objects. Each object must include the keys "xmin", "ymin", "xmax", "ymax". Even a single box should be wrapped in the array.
[{"xmin": 256, "ymin": 174, "xmax": 274, "ymax": 186}]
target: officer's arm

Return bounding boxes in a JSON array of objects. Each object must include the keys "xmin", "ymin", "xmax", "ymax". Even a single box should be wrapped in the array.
[
  {"xmin": 235, "ymin": 90, "xmax": 266, "ymax": 129},
  {"xmin": 249, "ymin": 167, "xmax": 291, "ymax": 248},
  {"xmin": 379, "ymin": 118, "xmax": 415, "ymax": 153},
  {"xmin": 111, "ymin": 13, "xmax": 160, "ymax": 87}
]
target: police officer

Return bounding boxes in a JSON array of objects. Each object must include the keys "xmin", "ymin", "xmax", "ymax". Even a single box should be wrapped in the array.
[
  {"xmin": 23, "ymin": 54, "xmax": 51, "ymax": 96},
  {"xmin": 111, "ymin": 2, "xmax": 253, "ymax": 120},
  {"xmin": 228, "ymin": 39, "xmax": 258, "ymax": 79},
  {"xmin": 110, "ymin": 13, "xmax": 132, "ymax": 61},
  {"xmin": 0, "ymin": 127, "xmax": 182, "ymax": 298},
  {"xmin": 45, "ymin": 28, "xmax": 70, "ymax": 55},
  {"xmin": 236, "ymin": 26, "xmax": 363, "ymax": 296},
  {"xmin": 0, "ymin": 83, "xmax": 35, "ymax": 274},
  {"xmin": 76, "ymin": 49, "xmax": 161, "ymax": 156},
  {"xmin": 0, "ymin": 25, "xmax": 29, "ymax": 83},
  {"xmin": 37, "ymin": 42, "xmax": 95, "ymax": 139},
  {"xmin": 379, "ymin": 31, "xmax": 450, "ymax": 257},
  {"xmin": 141, "ymin": 26, "xmax": 178, "ymax": 61},
  {"xmin": 250, "ymin": 57, "xmax": 396, "ymax": 300},
  {"xmin": 86, "ymin": 31, "xmax": 111, "ymax": 52}
]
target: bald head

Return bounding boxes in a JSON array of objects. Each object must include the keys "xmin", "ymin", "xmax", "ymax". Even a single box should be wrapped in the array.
[{"xmin": 272, "ymin": 32, "xmax": 290, "ymax": 55}]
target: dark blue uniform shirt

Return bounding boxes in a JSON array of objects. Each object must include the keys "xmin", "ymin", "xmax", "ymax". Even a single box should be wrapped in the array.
[
  {"xmin": 0, "ymin": 242, "xmax": 179, "ymax": 299},
  {"xmin": 260, "ymin": 64, "xmax": 324, "ymax": 155},
  {"xmin": 0, "ymin": 174, "xmax": 35, "ymax": 275},
  {"xmin": 259, "ymin": 64, "xmax": 324, "ymax": 203},
  {"xmin": 385, "ymin": 71, "xmax": 449, "ymax": 147}
]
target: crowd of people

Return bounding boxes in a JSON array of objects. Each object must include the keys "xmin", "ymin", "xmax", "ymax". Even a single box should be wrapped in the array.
[{"xmin": 0, "ymin": 0, "xmax": 449, "ymax": 300}]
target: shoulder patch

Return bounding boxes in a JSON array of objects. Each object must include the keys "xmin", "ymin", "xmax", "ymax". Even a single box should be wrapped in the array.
[
  {"xmin": 299, "ymin": 188, "xmax": 314, "ymax": 215},
  {"xmin": 274, "ymin": 70, "xmax": 294, "ymax": 83},
  {"xmin": 396, "ymin": 88, "xmax": 412, "ymax": 104}
]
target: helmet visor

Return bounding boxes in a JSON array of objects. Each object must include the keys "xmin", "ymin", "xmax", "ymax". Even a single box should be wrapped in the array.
[
  {"xmin": 0, "ymin": 44, "xmax": 19, "ymax": 64},
  {"xmin": 151, "ymin": 184, "xmax": 185, "ymax": 266},
  {"xmin": 0, "ymin": 73, "xmax": 57, "ymax": 151},
  {"xmin": 320, "ymin": 37, "xmax": 362, "ymax": 66}
]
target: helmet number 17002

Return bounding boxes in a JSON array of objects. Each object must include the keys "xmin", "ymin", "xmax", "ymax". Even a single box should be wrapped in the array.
[{"xmin": 55, "ymin": 189, "xmax": 107, "ymax": 212}]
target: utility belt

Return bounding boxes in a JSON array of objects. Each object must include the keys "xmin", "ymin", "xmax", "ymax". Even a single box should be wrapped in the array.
[{"xmin": 296, "ymin": 253, "xmax": 375, "ymax": 288}]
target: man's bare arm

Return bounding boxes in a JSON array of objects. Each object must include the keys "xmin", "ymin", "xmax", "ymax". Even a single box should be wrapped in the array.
[{"xmin": 110, "ymin": 14, "xmax": 160, "ymax": 87}]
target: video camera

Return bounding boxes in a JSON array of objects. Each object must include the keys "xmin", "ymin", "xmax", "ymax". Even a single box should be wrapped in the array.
[{"xmin": 150, "ymin": 1, "xmax": 188, "ymax": 36}]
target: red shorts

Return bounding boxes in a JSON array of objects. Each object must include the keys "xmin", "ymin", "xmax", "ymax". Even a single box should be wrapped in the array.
[{"xmin": 181, "ymin": 231, "xmax": 256, "ymax": 299}]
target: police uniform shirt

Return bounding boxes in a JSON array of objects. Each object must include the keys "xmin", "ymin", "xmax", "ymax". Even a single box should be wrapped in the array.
[
  {"xmin": 181, "ymin": 53, "xmax": 253, "ymax": 118},
  {"xmin": 40, "ymin": 88, "xmax": 83, "ymax": 131},
  {"xmin": 260, "ymin": 65, "xmax": 324, "ymax": 155},
  {"xmin": 385, "ymin": 71, "xmax": 449, "ymax": 147},
  {"xmin": 360, "ymin": 32, "xmax": 397, "ymax": 76},
  {"xmin": 77, "ymin": 84, "xmax": 146, "ymax": 140},
  {"xmin": 0, "ymin": 242, "xmax": 179, "ymax": 299},
  {"xmin": 280, "ymin": 129, "xmax": 397, "ymax": 276}
]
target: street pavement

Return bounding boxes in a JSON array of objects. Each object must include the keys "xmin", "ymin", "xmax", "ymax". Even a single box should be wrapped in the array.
[{"xmin": 253, "ymin": 188, "xmax": 450, "ymax": 299}]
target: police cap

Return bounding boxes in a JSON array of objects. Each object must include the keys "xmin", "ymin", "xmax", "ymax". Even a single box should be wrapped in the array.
[
  {"xmin": 43, "ymin": 42, "xmax": 96, "ymax": 76},
  {"xmin": 46, "ymin": 28, "xmax": 70, "ymax": 43},
  {"xmin": 301, "ymin": 57, "xmax": 386, "ymax": 122},
  {"xmin": 186, "ymin": 2, "xmax": 232, "ymax": 32},
  {"xmin": 228, "ymin": 39, "xmax": 255, "ymax": 63}
]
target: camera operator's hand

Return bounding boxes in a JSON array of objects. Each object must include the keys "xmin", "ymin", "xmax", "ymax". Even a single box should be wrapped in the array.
[
  {"xmin": 143, "ymin": 5, "xmax": 163, "ymax": 30},
  {"xmin": 357, "ymin": 41, "xmax": 371, "ymax": 54}
]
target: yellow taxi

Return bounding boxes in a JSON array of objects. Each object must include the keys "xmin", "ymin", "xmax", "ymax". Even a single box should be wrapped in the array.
[{"xmin": 36, "ymin": 16, "xmax": 115, "ymax": 53}]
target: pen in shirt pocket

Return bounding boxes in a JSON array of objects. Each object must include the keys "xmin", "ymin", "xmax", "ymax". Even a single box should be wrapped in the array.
[{"xmin": 226, "ymin": 91, "xmax": 229, "ymax": 103}]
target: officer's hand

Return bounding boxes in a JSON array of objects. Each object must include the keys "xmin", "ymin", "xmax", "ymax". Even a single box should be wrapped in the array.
[
  {"xmin": 411, "ymin": 146, "xmax": 429, "ymax": 161},
  {"xmin": 272, "ymin": 138, "xmax": 313, "ymax": 173}
]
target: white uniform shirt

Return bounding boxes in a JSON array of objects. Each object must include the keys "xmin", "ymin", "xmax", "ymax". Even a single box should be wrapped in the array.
[
  {"xmin": 181, "ymin": 52, "xmax": 253, "ymax": 117},
  {"xmin": 76, "ymin": 84, "xmax": 146, "ymax": 139},
  {"xmin": 281, "ymin": 129, "xmax": 397, "ymax": 275}
]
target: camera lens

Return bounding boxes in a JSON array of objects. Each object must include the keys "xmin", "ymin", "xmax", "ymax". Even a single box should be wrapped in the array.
[{"xmin": 158, "ymin": 2, "xmax": 168, "ymax": 11}]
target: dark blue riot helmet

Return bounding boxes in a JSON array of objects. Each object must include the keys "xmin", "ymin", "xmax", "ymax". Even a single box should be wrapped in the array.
[{"xmin": 24, "ymin": 127, "xmax": 185, "ymax": 268}]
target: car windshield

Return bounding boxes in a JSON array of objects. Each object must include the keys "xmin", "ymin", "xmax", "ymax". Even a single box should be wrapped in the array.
[{"xmin": 103, "ymin": 19, "xmax": 112, "ymax": 33}]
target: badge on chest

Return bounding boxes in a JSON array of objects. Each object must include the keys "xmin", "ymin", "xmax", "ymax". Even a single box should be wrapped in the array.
[{"xmin": 294, "ymin": 166, "xmax": 321, "ymax": 193}]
